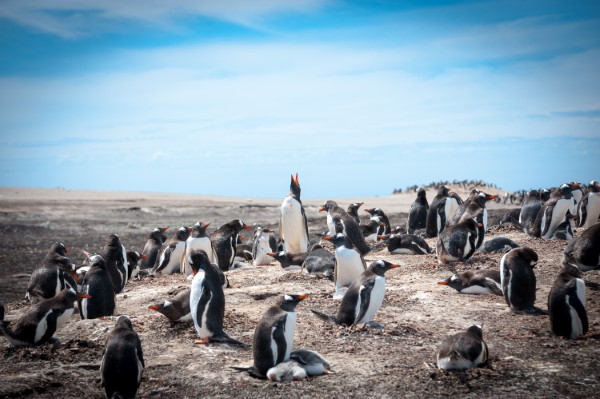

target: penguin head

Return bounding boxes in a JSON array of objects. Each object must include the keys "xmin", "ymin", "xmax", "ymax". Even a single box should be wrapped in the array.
[
  {"xmin": 437, "ymin": 185, "xmax": 450, "ymax": 197},
  {"xmin": 62, "ymin": 287, "xmax": 90, "ymax": 303},
  {"xmin": 106, "ymin": 233, "xmax": 121, "ymax": 247},
  {"xmin": 347, "ymin": 202, "xmax": 364, "ymax": 214},
  {"xmin": 557, "ymin": 183, "xmax": 573, "ymax": 197},
  {"xmin": 319, "ymin": 200, "xmax": 338, "ymax": 213},
  {"xmin": 226, "ymin": 219, "xmax": 252, "ymax": 233},
  {"xmin": 188, "ymin": 249, "xmax": 212, "ymax": 275},
  {"xmin": 589, "ymin": 180, "xmax": 600, "ymax": 192},
  {"xmin": 279, "ymin": 293, "xmax": 309, "ymax": 311},
  {"xmin": 87, "ymin": 254, "xmax": 106, "ymax": 269},
  {"xmin": 474, "ymin": 192, "xmax": 497, "ymax": 206},
  {"xmin": 369, "ymin": 260, "xmax": 400, "ymax": 276},
  {"xmin": 322, "ymin": 233, "xmax": 352, "ymax": 249},
  {"xmin": 289, "ymin": 173, "xmax": 301, "ymax": 198},
  {"xmin": 560, "ymin": 263, "xmax": 582, "ymax": 279},
  {"xmin": 540, "ymin": 188, "xmax": 552, "ymax": 201},
  {"xmin": 438, "ymin": 274, "xmax": 464, "ymax": 291},
  {"xmin": 50, "ymin": 242, "xmax": 69, "ymax": 256},
  {"xmin": 417, "ymin": 188, "xmax": 427, "ymax": 200},
  {"xmin": 514, "ymin": 247, "xmax": 538, "ymax": 268},
  {"xmin": 466, "ymin": 325, "xmax": 484, "ymax": 339},
  {"xmin": 115, "ymin": 315, "xmax": 134, "ymax": 331},
  {"xmin": 192, "ymin": 222, "xmax": 211, "ymax": 236},
  {"xmin": 151, "ymin": 227, "xmax": 169, "ymax": 242},
  {"xmin": 176, "ymin": 226, "xmax": 192, "ymax": 241},
  {"xmin": 527, "ymin": 189, "xmax": 540, "ymax": 199}
]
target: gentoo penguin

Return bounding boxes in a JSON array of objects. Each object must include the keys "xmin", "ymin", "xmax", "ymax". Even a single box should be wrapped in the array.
[
  {"xmin": 148, "ymin": 288, "xmax": 192, "ymax": 323},
  {"xmin": 570, "ymin": 181, "xmax": 584, "ymax": 213},
  {"xmin": 210, "ymin": 219, "xmax": 252, "ymax": 271},
  {"xmin": 103, "ymin": 234, "xmax": 128, "ymax": 294},
  {"xmin": 279, "ymin": 173, "xmax": 310, "ymax": 253},
  {"xmin": 426, "ymin": 186, "xmax": 463, "ymax": 238},
  {"xmin": 252, "ymin": 227, "xmax": 277, "ymax": 266},
  {"xmin": 540, "ymin": 188, "xmax": 552, "ymax": 202},
  {"xmin": 438, "ymin": 270, "xmax": 503, "ymax": 295},
  {"xmin": 311, "ymin": 260, "xmax": 399, "ymax": 326},
  {"xmin": 563, "ymin": 223, "xmax": 600, "ymax": 272},
  {"xmin": 548, "ymin": 264, "xmax": 588, "ymax": 340},
  {"xmin": 126, "ymin": 251, "xmax": 144, "ymax": 280},
  {"xmin": 182, "ymin": 221, "xmax": 214, "ymax": 278},
  {"xmin": 79, "ymin": 254, "xmax": 116, "ymax": 319},
  {"xmin": 26, "ymin": 245, "xmax": 78, "ymax": 304},
  {"xmin": 189, "ymin": 250, "xmax": 242, "ymax": 345},
  {"xmin": 152, "ymin": 226, "xmax": 191, "ymax": 276},
  {"xmin": 578, "ymin": 180, "xmax": 600, "ymax": 228},
  {"xmin": 267, "ymin": 251, "xmax": 309, "ymax": 270},
  {"xmin": 383, "ymin": 233, "xmax": 431, "ymax": 255},
  {"xmin": 407, "ymin": 188, "xmax": 429, "ymax": 234},
  {"xmin": 0, "ymin": 288, "xmax": 89, "ymax": 346},
  {"xmin": 322, "ymin": 233, "xmax": 366, "ymax": 299},
  {"xmin": 360, "ymin": 220, "xmax": 385, "ymax": 242},
  {"xmin": 364, "ymin": 207, "xmax": 391, "ymax": 235},
  {"xmin": 290, "ymin": 349, "xmax": 333, "ymax": 376},
  {"xmin": 479, "ymin": 237, "xmax": 519, "ymax": 254},
  {"xmin": 551, "ymin": 214, "xmax": 574, "ymax": 241},
  {"xmin": 267, "ymin": 360, "xmax": 307, "ymax": 382},
  {"xmin": 448, "ymin": 189, "xmax": 478, "ymax": 226},
  {"xmin": 531, "ymin": 183, "xmax": 578, "ymax": 239},
  {"xmin": 500, "ymin": 247, "xmax": 539, "ymax": 313},
  {"xmin": 436, "ymin": 219, "xmax": 480, "ymax": 264},
  {"xmin": 101, "ymin": 315, "xmax": 144, "ymax": 399},
  {"xmin": 458, "ymin": 192, "xmax": 497, "ymax": 233},
  {"xmin": 140, "ymin": 227, "xmax": 169, "ymax": 271},
  {"xmin": 436, "ymin": 325, "xmax": 488, "ymax": 370},
  {"xmin": 302, "ymin": 244, "xmax": 335, "ymax": 276},
  {"xmin": 347, "ymin": 202, "xmax": 364, "ymax": 224},
  {"xmin": 320, "ymin": 200, "xmax": 370, "ymax": 255},
  {"xmin": 519, "ymin": 190, "xmax": 543, "ymax": 233}
]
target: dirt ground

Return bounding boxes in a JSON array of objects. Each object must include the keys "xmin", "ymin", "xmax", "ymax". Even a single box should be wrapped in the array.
[{"xmin": 0, "ymin": 187, "xmax": 599, "ymax": 399}]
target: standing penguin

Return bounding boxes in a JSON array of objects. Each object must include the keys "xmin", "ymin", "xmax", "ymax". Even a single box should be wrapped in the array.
[
  {"xmin": 189, "ymin": 250, "xmax": 242, "ymax": 345},
  {"xmin": 448, "ymin": 189, "xmax": 478, "ymax": 226},
  {"xmin": 148, "ymin": 288, "xmax": 192, "ymax": 323},
  {"xmin": 548, "ymin": 264, "xmax": 588, "ymax": 340},
  {"xmin": 426, "ymin": 186, "xmax": 463, "ymax": 238},
  {"xmin": 126, "ymin": 251, "xmax": 144, "ymax": 280},
  {"xmin": 311, "ymin": 260, "xmax": 399, "ymax": 327},
  {"xmin": 101, "ymin": 315, "xmax": 144, "ymax": 399},
  {"xmin": 437, "ymin": 325, "xmax": 488, "ymax": 370},
  {"xmin": 407, "ymin": 188, "xmax": 429, "ymax": 234},
  {"xmin": 26, "ymin": 245, "xmax": 78, "ymax": 304},
  {"xmin": 570, "ymin": 181, "xmax": 584, "ymax": 214},
  {"xmin": 562, "ymin": 223, "xmax": 600, "ymax": 272},
  {"xmin": 79, "ymin": 254, "xmax": 116, "ymax": 319},
  {"xmin": 531, "ymin": 183, "xmax": 578, "ymax": 239},
  {"xmin": 438, "ymin": 270, "xmax": 503, "ymax": 295},
  {"xmin": 519, "ymin": 190, "xmax": 543, "ymax": 233},
  {"xmin": 139, "ymin": 227, "xmax": 169, "ymax": 271},
  {"xmin": 182, "ymin": 221, "xmax": 214, "ymax": 277},
  {"xmin": 436, "ymin": 219, "xmax": 480, "ymax": 264},
  {"xmin": 279, "ymin": 173, "xmax": 310, "ymax": 253},
  {"xmin": 458, "ymin": 192, "xmax": 497, "ymax": 233},
  {"xmin": 320, "ymin": 200, "xmax": 370, "ymax": 256},
  {"xmin": 364, "ymin": 208, "xmax": 391, "ymax": 235},
  {"xmin": 103, "ymin": 234, "xmax": 128, "ymax": 294},
  {"xmin": 210, "ymin": 219, "xmax": 252, "ymax": 271},
  {"xmin": 252, "ymin": 227, "xmax": 277, "ymax": 266},
  {"xmin": 152, "ymin": 226, "xmax": 191, "ymax": 276},
  {"xmin": 322, "ymin": 234, "xmax": 366, "ymax": 299},
  {"xmin": 578, "ymin": 180, "xmax": 600, "ymax": 228},
  {"xmin": 347, "ymin": 202, "xmax": 364, "ymax": 224},
  {"xmin": 383, "ymin": 234, "xmax": 431, "ymax": 255},
  {"xmin": 0, "ymin": 288, "xmax": 89, "ymax": 347},
  {"xmin": 500, "ymin": 247, "xmax": 539, "ymax": 313}
]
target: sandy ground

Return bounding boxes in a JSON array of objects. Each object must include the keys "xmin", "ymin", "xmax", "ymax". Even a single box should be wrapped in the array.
[{"xmin": 0, "ymin": 186, "xmax": 599, "ymax": 398}]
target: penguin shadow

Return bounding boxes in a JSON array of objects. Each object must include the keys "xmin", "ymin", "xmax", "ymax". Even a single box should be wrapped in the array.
[{"xmin": 584, "ymin": 280, "xmax": 600, "ymax": 291}]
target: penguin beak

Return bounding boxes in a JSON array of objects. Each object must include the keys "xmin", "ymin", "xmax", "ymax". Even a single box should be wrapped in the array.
[
  {"xmin": 162, "ymin": 226, "xmax": 170, "ymax": 231},
  {"xmin": 140, "ymin": 255, "xmax": 148, "ymax": 260},
  {"xmin": 477, "ymin": 223, "xmax": 483, "ymax": 228},
  {"xmin": 571, "ymin": 182, "xmax": 580, "ymax": 188},
  {"xmin": 379, "ymin": 222, "xmax": 386, "ymax": 226},
  {"xmin": 186, "ymin": 226, "xmax": 193, "ymax": 232},
  {"xmin": 244, "ymin": 225, "xmax": 252, "ymax": 230},
  {"xmin": 296, "ymin": 293, "xmax": 309, "ymax": 300},
  {"xmin": 240, "ymin": 235, "xmax": 247, "ymax": 240},
  {"xmin": 486, "ymin": 195, "xmax": 497, "ymax": 199},
  {"xmin": 437, "ymin": 281, "xmax": 449, "ymax": 285},
  {"xmin": 148, "ymin": 305, "xmax": 161, "ymax": 311},
  {"xmin": 389, "ymin": 264, "xmax": 400, "ymax": 269},
  {"xmin": 294, "ymin": 173, "xmax": 299, "ymax": 185},
  {"xmin": 203, "ymin": 222, "xmax": 211, "ymax": 229},
  {"xmin": 65, "ymin": 247, "xmax": 70, "ymax": 254},
  {"xmin": 77, "ymin": 293, "xmax": 91, "ymax": 299},
  {"xmin": 377, "ymin": 235, "xmax": 388, "ymax": 240},
  {"xmin": 321, "ymin": 236, "xmax": 332, "ymax": 241},
  {"xmin": 266, "ymin": 253, "xmax": 276, "ymax": 257},
  {"xmin": 319, "ymin": 207, "xmax": 325, "ymax": 212},
  {"xmin": 70, "ymin": 270, "xmax": 78, "ymax": 283}
]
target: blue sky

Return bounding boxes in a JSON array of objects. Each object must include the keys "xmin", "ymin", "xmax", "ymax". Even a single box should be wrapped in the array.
[{"xmin": 0, "ymin": 0, "xmax": 598, "ymax": 199}]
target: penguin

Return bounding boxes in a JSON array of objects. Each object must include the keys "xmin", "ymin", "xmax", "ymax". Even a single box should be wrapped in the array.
[
  {"xmin": 519, "ymin": 190, "xmax": 543, "ymax": 233},
  {"xmin": 426, "ymin": 186, "xmax": 463, "ymax": 238},
  {"xmin": 266, "ymin": 360, "xmax": 308, "ymax": 382},
  {"xmin": 360, "ymin": 220, "xmax": 385, "ymax": 242},
  {"xmin": 448, "ymin": 189, "xmax": 479, "ymax": 225},
  {"xmin": 364, "ymin": 207, "xmax": 391, "ymax": 235},
  {"xmin": 126, "ymin": 251, "xmax": 144, "ymax": 280},
  {"xmin": 189, "ymin": 250, "xmax": 242, "ymax": 345},
  {"xmin": 436, "ymin": 325, "xmax": 488, "ymax": 370},
  {"xmin": 479, "ymin": 237, "xmax": 519, "ymax": 254},
  {"xmin": 182, "ymin": 221, "xmax": 214, "ymax": 278},
  {"xmin": 252, "ymin": 227, "xmax": 277, "ymax": 266},
  {"xmin": 436, "ymin": 218, "xmax": 480, "ymax": 264},
  {"xmin": 101, "ymin": 315, "xmax": 144, "ymax": 399},
  {"xmin": 0, "ymin": 303, "xmax": 5, "ymax": 326},
  {"xmin": 152, "ymin": 226, "xmax": 191, "ymax": 276},
  {"xmin": 320, "ymin": 200, "xmax": 370, "ymax": 255},
  {"xmin": 548, "ymin": 264, "xmax": 588, "ymax": 340},
  {"xmin": 383, "ymin": 234, "xmax": 431, "ymax": 255},
  {"xmin": 347, "ymin": 202, "xmax": 364, "ymax": 224},
  {"xmin": 139, "ymin": 227, "xmax": 169, "ymax": 271},
  {"xmin": 322, "ymin": 233, "xmax": 366, "ymax": 299},
  {"xmin": 279, "ymin": 173, "xmax": 310, "ymax": 253},
  {"xmin": 235, "ymin": 243, "xmax": 254, "ymax": 262},
  {"xmin": 302, "ymin": 244, "xmax": 335, "ymax": 276},
  {"xmin": 289, "ymin": 349, "xmax": 333, "ymax": 376},
  {"xmin": 26, "ymin": 247, "xmax": 78, "ymax": 304},
  {"xmin": 562, "ymin": 223, "xmax": 600, "ymax": 272},
  {"xmin": 0, "ymin": 288, "xmax": 89, "ymax": 347},
  {"xmin": 551, "ymin": 214, "xmax": 574, "ymax": 241},
  {"xmin": 79, "ymin": 254, "xmax": 116, "ymax": 319},
  {"xmin": 311, "ymin": 260, "xmax": 399, "ymax": 326},
  {"xmin": 458, "ymin": 192, "xmax": 497, "ymax": 233},
  {"xmin": 500, "ymin": 247, "xmax": 540, "ymax": 313},
  {"xmin": 540, "ymin": 188, "xmax": 552, "ymax": 202},
  {"xmin": 267, "ymin": 251, "xmax": 309, "ymax": 270},
  {"xmin": 210, "ymin": 219, "xmax": 252, "ymax": 271},
  {"xmin": 438, "ymin": 270, "xmax": 503, "ymax": 295},
  {"xmin": 570, "ymin": 181, "xmax": 584, "ymax": 213},
  {"xmin": 531, "ymin": 183, "xmax": 578, "ymax": 239},
  {"xmin": 103, "ymin": 234, "xmax": 128, "ymax": 294},
  {"xmin": 578, "ymin": 180, "xmax": 600, "ymax": 228},
  {"xmin": 407, "ymin": 188, "xmax": 429, "ymax": 234},
  {"xmin": 148, "ymin": 288, "xmax": 192, "ymax": 323}
]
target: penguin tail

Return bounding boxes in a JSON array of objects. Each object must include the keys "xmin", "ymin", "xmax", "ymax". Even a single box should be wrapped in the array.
[{"xmin": 310, "ymin": 309, "xmax": 336, "ymax": 324}]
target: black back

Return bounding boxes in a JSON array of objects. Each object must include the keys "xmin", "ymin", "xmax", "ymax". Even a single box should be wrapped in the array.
[
  {"xmin": 103, "ymin": 234, "xmax": 127, "ymax": 294},
  {"xmin": 502, "ymin": 247, "xmax": 538, "ymax": 310},
  {"xmin": 80, "ymin": 255, "xmax": 116, "ymax": 319},
  {"xmin": 210, "ymin": 219, "xmax": 249, "ymax": 271},
  {"xmin": 140, "ymin": 227, "xmax": 167, "ymax": 269},
  {"xmin": 407, "ymin": 189, "xmax": 429, "ymax": 233},
  {"xmin": 548, "ymin": 265, "xmax": 588, "ymax": 338}
]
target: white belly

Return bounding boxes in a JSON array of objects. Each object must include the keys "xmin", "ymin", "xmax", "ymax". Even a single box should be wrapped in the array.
[
  {"xmin": 364, "ymin": 233, "xmax": 378, "ymax": 242},
  {"xmin": 356, "ymin": 276, "xmax": 385, "ymax": 324},
  {"xmin": 543, "ymin": 199, "xmax": 573, "ymax": 239},
  {"xmin": 34, "ymin": 310, "xmax": 53, "ymax": 344},
  {"xmin": 437, "ymin": 356, "xmax": 473, "ymax": 370},
  {"xmin": 55, "ymin": 307, "xmax": 74, "ymax": 331},
  {"xmin": 460, "ymin": 285, "xmax": 491, "ymax": 295},
  {"xmin": 335, "ymin": 247, "xmax": 364, "ymax": 290},
  {"xmin": 253, "ymin": 237, "xmax": 273, "ymax": 266},
  {"xmin": 391, "ymin": 248, "xmax": 414, "ymax": 255},
  {"xmin": 190, "ymin": 271, "xmax": 207, "ymax": 336},
  {"xmin": 499, "ymin": 252, "xmax": 508, "ymax": 294},
  {"xmin": 445, "ymin": 198, "xmax": 459, "ymax": 225},
  {"xmin": 184, "ymin": 237, "xmax": 213, "ymax": 275},
  {"xmin": 566, "ymin": 291, "xmax": 584, "ymax": 339},
  {"xmin": 482, "ymin": 209, "xmax": 488, "ymax": 232},
  {"xmin": 120, "ymin": 245, "xmax": 128, "ymax": 287},
  {"xmin": 582, "ymin": 193, "xmax": 600, "ymax": 228},
  {"xmin": 280, "ymin": 197, "xmax": 308, "ymax": 253},
  {"xmin": 283, "ymin": 311, "xmax": 296, "ymax": 361},
  {"xmin": 162, "ymin": 242, "xmax": 186, "ymax": 275}
]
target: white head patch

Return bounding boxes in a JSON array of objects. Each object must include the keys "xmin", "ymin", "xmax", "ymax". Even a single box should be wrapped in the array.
[
  {"xmin": 163, "ymin": 300, "xmax": 172, "ymax": 308},
  {"xmin": 450, "ymin": 275, "xmax": 459, "ymax": 282},
  {"xmin": 284, "ymin": 295, "xmax": 293, "ymax": 301},
  {"xmin": 68, "ymin": 287, "xmax": 76, "ymax": 295},
  {"xmin": 376, "ymin": 260, "xmax": 385, "ymax": 267}
]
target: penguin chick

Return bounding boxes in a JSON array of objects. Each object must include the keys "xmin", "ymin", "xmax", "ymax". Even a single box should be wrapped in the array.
[
  {"xmin": 266, "ymin": 360, "xmax": 307, "ymax": 382},
  {"xmin": 562, "ymin": 223, "xmax": 600, "ymax": 272},
  {"xmin": 290, "ymin": 349, "xmax": 333, "ymax": 376},
  {"xmin": 437, "ymin": 325, "xmax": 488, "ymax": 370}
]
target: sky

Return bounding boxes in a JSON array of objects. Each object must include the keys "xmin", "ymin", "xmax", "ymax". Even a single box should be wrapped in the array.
[{"xmin": 0, "ymin": 0, "xmax": 598, "ymax": 199}]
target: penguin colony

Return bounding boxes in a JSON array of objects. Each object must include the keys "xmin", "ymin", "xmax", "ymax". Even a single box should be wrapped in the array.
[{"xmin": 1, "ymin": 176, "xmax": 599, "ymax": 397}]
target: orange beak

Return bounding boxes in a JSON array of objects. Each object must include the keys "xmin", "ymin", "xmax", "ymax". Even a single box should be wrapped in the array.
[
  {"xmin": 82, "ymin": 251, "xmax": 91, "ymax": 259},
  {"xmin": 487, "ymin": 195, "xmax": 497, "ymax": 199},
  {"xmin": 244, "ymin": 225, "xmax": 252, "ymax": 230},
  {"xmin": 321, "ymin": 236, "xmax": 332, "ymax": 241},
  {"xmin": 389, "ymin": 264, "xmax": 400, "ymax": 269},
  {"xmin": 141, "ymin": 255, "xmax": 148, "ymax": 260},
  {"xmin": 297, "ymin": 293, "xmax": 309, "ymax": 300},
  {"xmin": 148, "ymin": 305, "xmax": 160, "ymax": 311},
  {"xmin": 319, "ymin": 207, "xmax": 325, "ymax": 212},
  {"xmin": 266, "ymin": 253, "xmax": 276, "ymax": 257},
  {"xmin": 437, "ymin": 281, "xmax": 449, "ymax": 285},
  {"xmin": 162, "ymin": 226, "xmax": 170, "ymax": 231},
  {"xmin": 77, "ymin": 293, "xmax": 91, "ymax": 299},
  {"xmin": 186, "ymin": 226, "xmax": 193, "ymax": 232}
]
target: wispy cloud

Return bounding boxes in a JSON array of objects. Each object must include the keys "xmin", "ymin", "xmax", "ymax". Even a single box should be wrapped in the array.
[{"xmin": 552, "ymin": 109, "xmax": 600, "ymax": 119}]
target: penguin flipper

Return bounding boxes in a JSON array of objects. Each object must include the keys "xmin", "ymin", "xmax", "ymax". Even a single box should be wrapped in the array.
[
  {"xmin": 567, "ymin": 284, "xmax": 589, "ymax": 334},
  {"xmin": 310, "ymin": 309, "xmax": 337, "ymax": 324},
  {"xmin": 540, "ymin": 205, "xmax": 554, "ymax": 237},
  {"xmin": 272, "ymin": 317, "xmax": 288, "ymax": 364},
  {"xmin": 482, "ymin": 279, "xmax": 503, "ymax": 296},
  {"xmin": 578, "ymin": 195, "xmax": 589, "ymax": 227},
  {"xmin": 355, "ymin": 280, "xmax": 375, "ymax": 324},
  {"xmin": 154, "ymin": 245, "xmax": 175, "ymax": 273},
  {"xmin": 301, "ymin": 206, "xmax": 310, "ymax": 247}
]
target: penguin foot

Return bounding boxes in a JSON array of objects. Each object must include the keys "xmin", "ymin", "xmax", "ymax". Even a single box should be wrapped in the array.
[{"xmin": 194, "ymin": 338, "xmax": 210, "ymax": 345}]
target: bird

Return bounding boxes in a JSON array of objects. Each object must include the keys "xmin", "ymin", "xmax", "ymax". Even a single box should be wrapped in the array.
[
  {"xmin": 103, "ymin": 234, "xmax": 128, "ymax": 293},
  {"xmin": 562, "ymin": 223, "xmax": 600, "ymax": 272},
  {"xmin": 182, "ymin": 221, "xmax": 214, "ymax": 278},
  {"xmin": 266, "ymin": 360, "xmax": 308, "ymax": 382},
  {"xmin": 320, "ymin": 200, "xmax": 370, "ymax": 255},
  {"xmin": 252, "ymin": 227, "xmax": 277, "ymax": 266},
  {"xmin": 101, "ymin": 315, "xmax": 144, "ymax": 399},
  {"xmin": 347, "ymin": 202, "xmax": 364, "ymax": 224},
  {"xmin": 458, "ymin": 192, "xmax": 497, "ymax": 233},
  {"xmin": 152, "ymin": 226, "xmax": 191, "ymax": 276},
  {"xmin": 577, "ymin": 180, "xmax": 600, "ymax": 228},
  {"xmin": 210, "ymin": 219, "xmax": 252, "ymax": 271},
  {"xmin": 311, "ymin": 260, "xmax": 399, "ymax": 327},
  {"xmin": 322, "ymin": 233, "xmax": 366, "ymax": 299},
  {"xmin": 289, "ymin": 349, "xmax": 333, "ymax": 377},
  {"xmin": 302, "ymin": 244, "xmax": 335, "ymax": 276},
  {"xmin": 500, "ymin": 247, "xmax": 540, "ymax": 313},
  {"xmin": 360, "ymin": 220, "xmax": 385, "ymax": 242},
  {"xmin": 551, "ymin": 214, "xmax": 574, "ymax": 241},
  {"xmin": 426, "ymin": 186, "xmax": 463, "ymax": 238},
  {"xmin": 0, "ymin": 288, "xmax": 89, "ymax": 347},
  {"xmin": 189, "ymin": 250, "xmax": 242, "ymax": 345},
  {"xmin": 279, "ymin": 173, "xmax": 310, "ymax": 253},
  {"xmin": 531, "ymin": 183, "xmax": 578, "ymax": 239},
  {"xmin": 139, "ymin": 227, "xmax": 169, "ymax": 271},
  {"xmin": 407, "ymin": 188, "xmax": 429, "ymax": 234},
  {"xmin": 79, "ymin": 254, "xmax": 116, "ymax": 319},
  {"xmin": 126, "ymin": 251, "xmax": 144, "ymax": 280},
  {"xmin": 267, "ymin": 251, "xmax": 309, "ymax": 270},
  {"xmin": 364, "ymin": 207, "xmax": 391, "ymax": 235},
  {"xmin": 548, "ymin": 264, "xmax": 588, "ymax": 340},
  {"xmin": 519, "ymin": 190, "xmax": 543, "ymax": 233},
  {"xmin": 148, "ymin": 288, "xmax": 191, "ymax": 323},
  {"xmin": 436, "ymin": 325, "xmax": 488, "ymax": 370},
  {"xmin": 383, "ymin": 233, "xmax": 432, "ymax": 255},
  {"xmin": 26, "ymin": 243, "xmax": 78, "ymax": 304},
  {"xmin": 448, "ymin": 189, "xmax": 478, "ymax": 225},
  {"xmin": 436, "ymin": 218, "xmax": 480, "ymax": 264},
  {"xmin": 479, "ymin": 237, "xmax": 519, "ymax": 254},
  {"xmin": 438, "ymin": 270, "xmax": 503, "ymax": 295}
]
